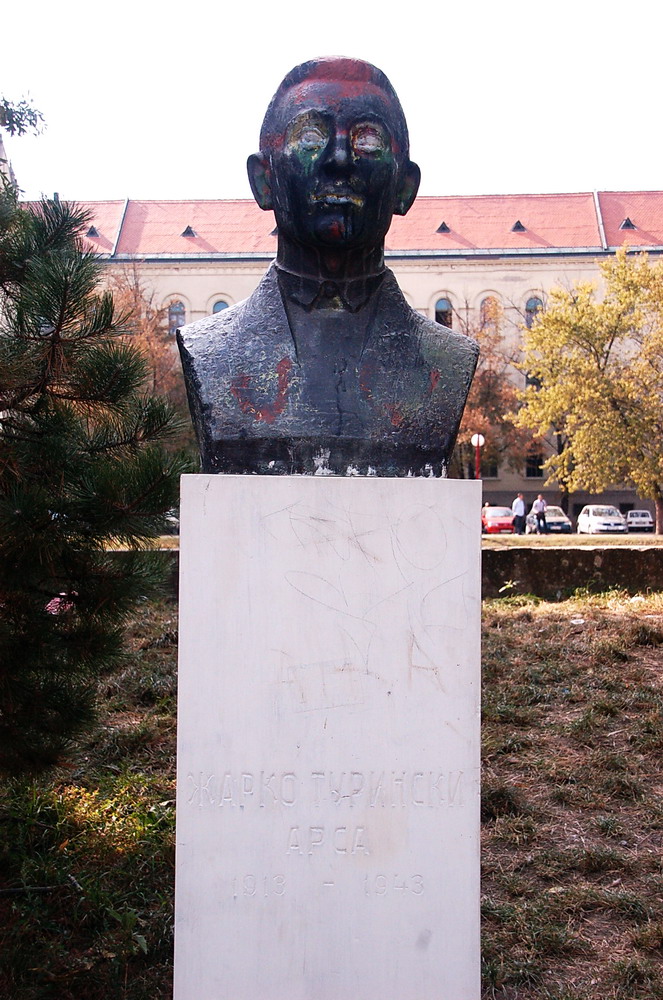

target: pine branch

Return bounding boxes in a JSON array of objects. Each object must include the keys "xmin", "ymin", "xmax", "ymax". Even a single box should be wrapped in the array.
[{"xmin": 0, "ymin": 195, "xmax": 184, "ymax": 772}]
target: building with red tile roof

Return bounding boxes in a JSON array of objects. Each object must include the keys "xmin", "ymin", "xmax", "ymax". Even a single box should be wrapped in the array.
[
  {"xmin": 76, "ymin": 192, "xmax": 663, "ymax": 260},
  {"xmin": 54, "ymin": 190, "xmax": 663, "ymax": 514}
]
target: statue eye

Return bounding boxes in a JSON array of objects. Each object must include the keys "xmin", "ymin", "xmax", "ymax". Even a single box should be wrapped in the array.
[
  {"xmin": 352, "ymin": 125, "xmax": 386, "ymax": 154},
  {"xmin": 298, "ymin": 126, "xmax": 327, "ymax": 151}
]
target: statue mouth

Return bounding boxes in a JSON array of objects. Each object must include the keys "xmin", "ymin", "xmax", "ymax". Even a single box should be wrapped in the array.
[{"xmin": 311, "ymin": 192, "xmax": 364, "ymax": 207}]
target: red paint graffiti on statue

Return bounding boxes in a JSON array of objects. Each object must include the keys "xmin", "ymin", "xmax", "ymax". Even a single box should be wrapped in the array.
[{"xmin": 230, "ymin": 357, "xmax": 292, "ymax": 423}]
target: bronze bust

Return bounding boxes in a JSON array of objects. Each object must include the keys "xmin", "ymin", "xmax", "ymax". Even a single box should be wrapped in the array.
[{"xmin": 178, "ymin": 57, "xmax": 478, "ymax": 475}]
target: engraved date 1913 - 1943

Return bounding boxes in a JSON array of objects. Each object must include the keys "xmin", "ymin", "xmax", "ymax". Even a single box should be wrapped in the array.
[{"xmin": 229, "ymin": 874, "xmax": 424, "ymax": 898}]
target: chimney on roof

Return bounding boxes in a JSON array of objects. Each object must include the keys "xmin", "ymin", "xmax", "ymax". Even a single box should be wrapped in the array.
[
  {"xmin": 511, "ymin": 220, "xmax": 526, "ymax": 232},
  {"xmin": 86, "ymin": 225, "xmax": 99, "ymax": 238},
  {"xmin": 181, "ymin": 225, "xmax": 196, "ymax": 237},
  {"xmin": 620, "ymin": 217, "xmax": 636, "ymax": 230},
  {"xmin": 436, "ymin": 221, "xmax": 450, "ymax": 233}
]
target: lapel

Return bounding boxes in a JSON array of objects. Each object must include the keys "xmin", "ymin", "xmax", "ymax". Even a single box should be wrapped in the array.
[
  {"xmin": 242, "ymin": 264, "xmax": 299, "ymax": 365},
  {"xmin": 215, "ymin": 266, "xmax": 300, "ymax": 429}
]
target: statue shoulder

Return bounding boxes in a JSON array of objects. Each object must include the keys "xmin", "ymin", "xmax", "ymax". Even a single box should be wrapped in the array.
[
  {"xmin": 380, "ymin": 271, "xmax": 479, "ymax": 374},
  {"xmin": 176, "ymin": 266, "xmax": 281, "ymax": 362},
  {"xmin": 416, "ymin": 314, "xmax": 480, "ymax": 371},
  {"xmin": 177, "ymin": 299, "xmax": 244, "ymax": 355}
]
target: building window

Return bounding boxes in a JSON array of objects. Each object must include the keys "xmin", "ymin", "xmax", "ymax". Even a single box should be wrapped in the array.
[
  {"xmin": 435, "ymin": 297, "xmax": 452, "ymax": 327},
  {"xmin": 212, "ymin": 300, "xmax": 229, "ymax": 313},
  {"xmin": 480, "ymin": 296, "xmax": 499, "ymax": 330},
  {"xmin": 525, "ymin": 296, "xmax": 543, "ymax": 328},
  {"xmin": 525, "ymin": 451, "xmax": 544, "ymax": 478},
  {"xmin": 168, "ymin": 300, "xmax": 185, "ymax": 336}
]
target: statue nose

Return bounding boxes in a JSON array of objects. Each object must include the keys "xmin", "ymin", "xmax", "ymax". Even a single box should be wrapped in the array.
[{"xmin": 323, "ymin": 132, "xmax": 350, "ymax": 171}]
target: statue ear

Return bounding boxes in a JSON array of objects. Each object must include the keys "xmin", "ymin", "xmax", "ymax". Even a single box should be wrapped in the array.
[
  {"xmin": 247, "ymin": 153, "xmax": 273, "ymax": 211},
  {"xmin": 394, "ymin": 160, "xmax": 421, "ymax": 217}
]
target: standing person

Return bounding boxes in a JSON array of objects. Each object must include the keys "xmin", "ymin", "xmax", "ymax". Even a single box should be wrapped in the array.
[
  {"xmin": 511, "ymin": 492, "xmax": 526, "ymax": 534},
  {"xmin": 531, "ymin": 494, "xmax": 548, "ymax": 534}
]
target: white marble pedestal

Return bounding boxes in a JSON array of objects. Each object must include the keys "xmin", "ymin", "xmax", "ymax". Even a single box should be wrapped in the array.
[{"xmin": 174, "ymin": 474, "xmax": 481, "ymax": 1000}]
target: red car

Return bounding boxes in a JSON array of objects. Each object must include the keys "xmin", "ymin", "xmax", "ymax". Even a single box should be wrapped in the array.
[{"xmin": 481, "ymin": 505, "xmax": 515, "ymax": 534}]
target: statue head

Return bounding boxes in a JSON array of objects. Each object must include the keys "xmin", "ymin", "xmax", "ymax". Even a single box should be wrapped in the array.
[{"xmin": 247, "ymin": 57, "xmax": 421, "ymax": 254}]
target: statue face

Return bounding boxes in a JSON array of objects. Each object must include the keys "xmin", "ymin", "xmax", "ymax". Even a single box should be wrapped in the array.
[{"xmin": 257, "ymin": 78, "xmax": 417, "ymax": 251}]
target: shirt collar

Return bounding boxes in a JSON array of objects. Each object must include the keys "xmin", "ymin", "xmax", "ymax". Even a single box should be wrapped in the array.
[{"xmin": 275, "ymin": 264, "xmax": 386, "ymax": 314}]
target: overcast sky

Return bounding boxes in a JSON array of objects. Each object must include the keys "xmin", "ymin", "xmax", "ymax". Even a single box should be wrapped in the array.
[{"xmin": 3, "ymin": 0, "xmax": 662, "ymax": 203}]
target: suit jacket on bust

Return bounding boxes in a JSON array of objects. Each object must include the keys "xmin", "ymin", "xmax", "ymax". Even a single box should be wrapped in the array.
[{"xmin": 177, "ymin": 264, "xmax": 478, "ymax": 476}]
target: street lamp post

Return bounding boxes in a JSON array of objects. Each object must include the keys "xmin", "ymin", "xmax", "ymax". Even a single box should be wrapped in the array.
[{"xmin": 470, "ymin": 433, "xmax": 485, "ymax": 480}]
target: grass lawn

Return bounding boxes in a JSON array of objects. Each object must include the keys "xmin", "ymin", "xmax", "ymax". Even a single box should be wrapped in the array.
[
  {"xmin": 1, "ymin": 592, "xmax": 661, "ymax": 999},
  {"xmin": 107, "ymin": 534, "xmax": 663, "ymax": 551},
  {"xmin": 483, "ymin": 533, "xmax": 663, "ymax": 549},
  {"xmin": 139, "ymin": 533, "xmax": 663, "ymax": 552}
]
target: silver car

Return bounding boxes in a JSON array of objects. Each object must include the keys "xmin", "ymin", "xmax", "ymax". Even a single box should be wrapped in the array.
[{"xmin": 525, "ymin": 505, "xmax": 572, "ymax": 534}]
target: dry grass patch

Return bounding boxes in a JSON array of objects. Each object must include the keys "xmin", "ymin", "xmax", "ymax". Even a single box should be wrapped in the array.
[
  {"xmin": 0, "ymin": 599, "xmax": 179, "ymax": 1000},
  {"xmin": 482, "ymin": 591, "xmax": 663, "ymax": 998}
]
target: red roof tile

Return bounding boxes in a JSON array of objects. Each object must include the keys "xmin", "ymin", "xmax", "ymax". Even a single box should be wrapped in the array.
[
  {"xmin": 386, "ymin": 193, "xmax": 601, "ymax": 251},
  {"xmin": 598, "ymin": 191, "xmax": 663, "ymax": 248},
  {"xmin": 74, "ymin": 200, "xmax": 126, "ymax": 254},
  {"xmin": 114, "ymin": 199, "xmax": 275, "ymax": 255}
]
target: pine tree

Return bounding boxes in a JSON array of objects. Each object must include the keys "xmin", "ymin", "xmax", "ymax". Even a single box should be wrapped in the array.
[{"xmin": 0, "ymin": 188, "xmax": 188, "ymax": 771}]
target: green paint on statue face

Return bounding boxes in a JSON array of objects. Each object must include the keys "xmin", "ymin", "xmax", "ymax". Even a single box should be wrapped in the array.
[{"xmin": 268, "ymin": 79, "xmax": 405, "ymax": 252}]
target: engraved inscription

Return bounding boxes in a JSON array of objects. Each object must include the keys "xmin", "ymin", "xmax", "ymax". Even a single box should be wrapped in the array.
[
  {"xmin": 186, "ymin": 768, "xmax": 466, "ymax": 809},
  {"xmin": 287, "ymin": 825, "xmax": 370, "ymax": 855},
  {"xmin": 258, "ymin": 771, "xmax": 298, "ymax": 807},
  {"xmin": 364, "ymin": 874, "xmax": 424, "ymax": 896},
  {"xmin": 223, "ymin": 874, "xmax": 425, "ymax": 898},
  {"xmin": 187, "ymin": 771, "xmax": 215, "ymax": 807},
  {"xmin": 231, "ymin": 875, "xmax": 286, "ymax": 898}
]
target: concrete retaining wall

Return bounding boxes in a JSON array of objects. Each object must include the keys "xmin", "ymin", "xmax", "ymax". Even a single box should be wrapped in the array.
[
  {"xmin": 481, "ymin": 545, "xmax": 663, "ymax": 599},
  {"xmin": 159, "ymin": 545, "xmax": 663, "ymax": 602}
]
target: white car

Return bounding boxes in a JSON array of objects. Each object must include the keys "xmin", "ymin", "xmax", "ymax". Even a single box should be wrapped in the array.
[
  {"xmin": 626, "ymin": 509, "xmax": 655, "ymax": 533},
  {"xmin": 576, "ymin": 505, "xmax": 627, "ymax": 534}
]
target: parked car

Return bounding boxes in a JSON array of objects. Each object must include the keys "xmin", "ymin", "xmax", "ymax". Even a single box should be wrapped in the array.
[
  {"xmin": 481, "ymin": 506, "xmax": 515, "ymax": 534},
  {"xmin": 525, "ymin": 505, "xmax": 572, "ymax": 534},
  {"xmin": 576, "ymin": 505, "xmax": 627, "ymax": 534},
  {"xmin": 626, "ymin": 509, "xmax": 655, "ymax": 533}
]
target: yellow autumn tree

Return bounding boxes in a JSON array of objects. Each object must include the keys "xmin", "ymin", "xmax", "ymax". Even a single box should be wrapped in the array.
[{"xmin": 516, "ymin": 247, "xmax": 663, "ymax": 530}]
